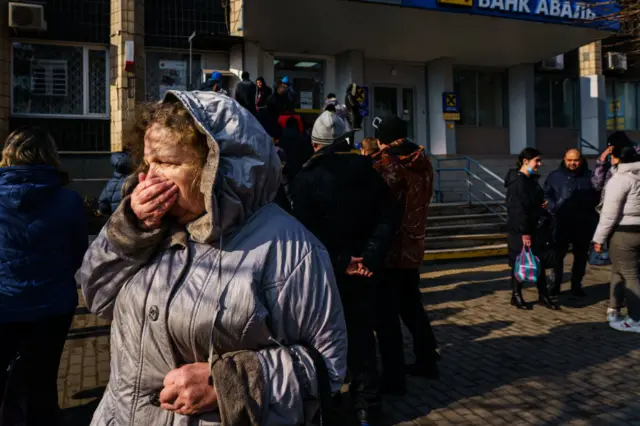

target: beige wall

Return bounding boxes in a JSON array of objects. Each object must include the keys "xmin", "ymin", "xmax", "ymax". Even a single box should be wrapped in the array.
[
  {"xmin": 110, "ymin": 0, "xmax": 145, "ymax": 152},
  {"xmin": 456, "ymin": 126, "xmax": 509, "ymax": 156}
]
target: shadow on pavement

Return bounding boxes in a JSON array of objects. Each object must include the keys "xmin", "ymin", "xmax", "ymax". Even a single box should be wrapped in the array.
[
  {"xmin": 387, "ymin": 321, "xmax": 639, "ymax": 425},
  {"xmin": 60, "ymin": 387, "xmax": 105, "ymax": 426}
]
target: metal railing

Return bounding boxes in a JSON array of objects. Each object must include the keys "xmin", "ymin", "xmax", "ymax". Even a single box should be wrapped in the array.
[
  {"xmin": 579, "ymin": 137, "xmax": 599, "ymax": 153},
  {"xmin": 428, "ymin": 153, "xmax": 507, "ymax": 220}
]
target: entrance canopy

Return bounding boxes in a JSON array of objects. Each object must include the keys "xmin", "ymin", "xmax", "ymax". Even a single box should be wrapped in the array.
[{"xmin": 244, "ymin": 0, "xmax": 616, "ymax": 67}]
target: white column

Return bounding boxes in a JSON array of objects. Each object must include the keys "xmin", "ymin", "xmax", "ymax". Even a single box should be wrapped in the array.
[
  {"xmin": 336, "ymin": 50, "xmax": 364, "ymax": 95},
  {"xmin": 508, "ymin": 64, "xmax": 536, "ymax": 155},
  {"xmin": 427, "ymin": 58, "xmax": 455, "ymax": 155},
  {"xmin": 243, "ymin": 41, "xmax": 260, "ymax": 81},
  {"xmin": 580, "ymin": 75, "xmax": 606, "ymax": 154},
  {"xmin": 261, "ymin": 51, "xmax": 274, "ymax": 85}
]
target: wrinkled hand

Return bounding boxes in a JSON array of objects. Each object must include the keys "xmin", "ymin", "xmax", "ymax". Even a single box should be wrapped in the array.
[
  {"xmin": 522, "ymin": 235, "xmax": 532, "ymax": 248},
  {"xmin": 160, "ymin": 363, "xmax": 218, "ymax": 416},
  {"xmin": 594, "ymin": 243, "xmax": 603, "ymax": 253},
  {"xmin": 600, "ymin": 146, "xmax": 614, "ymax": 163},
  {"xmin": 345, "ymin": 256, "xmax": 373, "ymax": 278},
  {"xmin": 131, "ymin": 172, "xmax": 179, "ymax": 230}
]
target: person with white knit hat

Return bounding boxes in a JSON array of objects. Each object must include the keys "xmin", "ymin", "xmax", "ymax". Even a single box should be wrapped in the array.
[{"xmin": 290, "ymin": 110, "xmax": 402, "ymax": 426}]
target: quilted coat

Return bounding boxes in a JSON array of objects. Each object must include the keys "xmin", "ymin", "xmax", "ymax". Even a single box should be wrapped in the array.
[{"xmin": 77, "ymin": 90, "xmax": 347, "ymax": 426}]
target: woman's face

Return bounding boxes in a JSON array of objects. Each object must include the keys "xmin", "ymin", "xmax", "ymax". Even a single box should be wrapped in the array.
[
  {"xmin": 524, "ymin": 156, "xmax": 542, "ymax": 173},
  {"xmin": 257, "ymin": 80, "xmax": 263, "ymax": 89},
  {"xmin": 144, "ymin": 123, "xmax": 206, "ymax": 224},
  {"xmin": 611, "ymin": 155, "xmax": 621, "ymax": 166}
]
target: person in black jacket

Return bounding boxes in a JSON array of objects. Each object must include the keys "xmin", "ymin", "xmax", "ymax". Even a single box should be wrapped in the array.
[
  {"xmin": 544, "ymin": 148, "xmax": 599, "ymax": 297},
  {"xmin": 234, "ymin": 71, "xmax": 257, "ymax": 115},
  {"xmin": 255, "ymin": 77, "xmax": 275, "ymax": 136},
  {"xmin": 505, "ymin": 148, "xmax": 558, "ymax": 310},
  {"xmin": 290, "ymin": 110, "xmax": 401, "ymax": 426},
  {"xmin": 278, "ymin": 116, "xmax": 313, "ymax": 181}
]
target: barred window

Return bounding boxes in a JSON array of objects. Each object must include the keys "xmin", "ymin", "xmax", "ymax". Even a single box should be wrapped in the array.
[
  {"xmin": 31, "ymin": 60, "xmax": 68, "ymax": 96},
  {"xmin": 12, "ymin": 42, "xmax": 109, "ymax": 117}
]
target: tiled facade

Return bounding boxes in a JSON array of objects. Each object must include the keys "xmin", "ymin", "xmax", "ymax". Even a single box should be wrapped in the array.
[{"xmin": 109, "ymin": 0, "xmax": 146, "ymax": 152}]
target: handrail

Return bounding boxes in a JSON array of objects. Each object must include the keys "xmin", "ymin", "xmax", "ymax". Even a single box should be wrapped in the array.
[
  {"xmin": 579, "ymin": 137, "xmax": 599, "ymax": 153},
  {"xmin": 428, "ymin": 152, "xmax": 507, "ymax": 221}
]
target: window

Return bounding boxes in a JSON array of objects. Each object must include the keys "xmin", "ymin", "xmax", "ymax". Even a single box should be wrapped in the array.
[
  {"xmin": 11, "ymin": 43, "xmax": 108, "ymax": 117},
  {"xmin": 606, "ymin": 80, "xmax": 640, "ymax": 131},
  {"xmin": 534, "ymin": 75, "xmax": 579, "ymax": 128},
  {"xmin": 31, "ymin": 60, "xmax": 68, "ymax": 96},
  {"xmin": 453, "ymin": 69, "xmax": 506, "ymax": 127}
]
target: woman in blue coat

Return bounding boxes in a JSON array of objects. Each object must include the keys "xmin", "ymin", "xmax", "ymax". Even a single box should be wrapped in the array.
[{"xmin": 0, "ymin": 126, "xmax": 88, "ymax": 425}]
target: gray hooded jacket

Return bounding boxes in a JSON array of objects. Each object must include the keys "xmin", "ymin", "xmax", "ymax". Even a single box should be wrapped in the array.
[
  {"xmin": 77, "ymin": 91, "xmax": 347, "ymax": 426},
  {"xmin": 593, "ymin": 161, "xmax": 640, "ymax": 244}
]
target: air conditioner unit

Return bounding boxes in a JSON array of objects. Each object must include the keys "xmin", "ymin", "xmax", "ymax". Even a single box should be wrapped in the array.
[
  {"xmin": 607, "ymin": 52, "xmax": 628, "ymax": 72},
  {"xmin": 540, "ymin": 54, "xmax": 565, "ymax": 71},
  {"xmin": 9, "ymin": 2, "xmax": 46, "ymax": 31}
]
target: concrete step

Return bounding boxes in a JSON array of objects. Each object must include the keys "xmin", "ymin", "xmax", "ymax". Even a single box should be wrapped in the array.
[
  {"xmin": 425, "ymin": 233, "xmax": 507, "ymax": 250},
  {"xmin": 428, "ymin": 212, "xmax": 505, "ymax": 227},
  {"xmin": 423, "ymin": 243, "xmax": 508, "ymax": 261},
  {"xmin": 427, "ymin": 222, "xmax": 507, "ymax": 237},
  {"xmin": 429, "ymin": 202, "xmax": 506, "ymax": 217}
]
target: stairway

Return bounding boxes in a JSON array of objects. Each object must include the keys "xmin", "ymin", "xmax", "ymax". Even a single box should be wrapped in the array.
[{"xmin": 424, "ymin": 202, "xmax": 507, "ymax": 261}]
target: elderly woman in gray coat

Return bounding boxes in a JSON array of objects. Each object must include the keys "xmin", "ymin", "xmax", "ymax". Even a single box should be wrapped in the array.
[
  {"xmin": 77, "ymin": 91, "xmax": 347, "ymax": 425},
  {"xmin": 592, "ymin": 144, "xmax": 640, "ymax": 333}
]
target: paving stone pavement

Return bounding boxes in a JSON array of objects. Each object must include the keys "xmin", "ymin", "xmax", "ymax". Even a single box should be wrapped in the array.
[{"xmin": 57, "ymin": 255, "xmax": 640, "ymax": 425}]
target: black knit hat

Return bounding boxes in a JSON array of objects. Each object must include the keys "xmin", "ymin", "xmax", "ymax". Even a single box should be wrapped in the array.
[{"xmin": 375, "ymin": 115, "xmax": 407, "ymax": 145}]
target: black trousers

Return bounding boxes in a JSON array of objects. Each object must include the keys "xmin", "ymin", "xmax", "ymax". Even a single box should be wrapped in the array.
[
  {"xmin": 552, "ymin": 228, "xmax": 592, "ymax": 289},
  {"xmin": 0, "ymin": 312, "xmax": 74, "ymax": 426},
  {"xmin": 375, "ymin": 268, "xmax": 438, "ymax": 381},
  {"xmin": 337, "ymin": 274, "xmax": 380, "ymax": 409}
]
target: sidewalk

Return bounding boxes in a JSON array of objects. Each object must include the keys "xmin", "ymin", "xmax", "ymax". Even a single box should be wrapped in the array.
[{"xmin": 58, "ymin": 256, "xmax": 640, "ymax": 425}]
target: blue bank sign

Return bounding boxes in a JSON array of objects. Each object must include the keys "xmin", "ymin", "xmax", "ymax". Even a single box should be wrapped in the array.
[{"xmin": 361, "ymin": 0, "xmax": 619, "ymax": 29}]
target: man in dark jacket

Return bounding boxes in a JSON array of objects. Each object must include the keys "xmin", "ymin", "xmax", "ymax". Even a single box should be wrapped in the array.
[
  {"xmin": 98, "ymin": 151, "xmax": 133, "ymax": 215},
  {"xmin": 291, "ymin": 110, "xmax": 401, "ymax": 425},
  {"xmin": 371, "ymin": 116, "xmax": 439, "ymax": 395},
  {"xmin": 234, "ymin": 71, "xmax": 257, "ymax": 115},
  {"xmin": 544, "ymin": 148, "xmax": 599, "ymax": 296}
]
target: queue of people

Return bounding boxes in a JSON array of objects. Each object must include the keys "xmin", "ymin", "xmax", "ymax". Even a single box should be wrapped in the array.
[{"xmin": 1, "ymin": 77, "xmax": 639, "ymax": 426}]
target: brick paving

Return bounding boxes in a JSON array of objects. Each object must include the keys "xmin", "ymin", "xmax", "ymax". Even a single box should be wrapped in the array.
[{"xmin": 58, "ymin": 256, "xmax": 640, "ymax": 425}]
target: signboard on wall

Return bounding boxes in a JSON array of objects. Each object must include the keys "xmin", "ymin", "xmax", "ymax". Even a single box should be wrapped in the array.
[
  {"xmin": 355, "ymin": 0, "xmax": 619, "ymax": 29},
  {"xmin": 356, "ymin": 86, "xmax": 369, "ymax": 117},
  {"xmin": 607, "ymin": 97, "xmax": 624, "ymax": 130},
  {"xmin": 442, "ymin": 92, "xmax": 460, "ymax": 121},
  {"xmin": 159, "ymin": 60, "xmax": 187, "ymax": 99}
]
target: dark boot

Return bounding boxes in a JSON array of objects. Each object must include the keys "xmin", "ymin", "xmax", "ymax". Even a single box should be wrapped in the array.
[
  {"xmin": 538, "ymin": 284, "xmax": 560, "ymax": 310},
  {"xmin": 571, "ymin": 281, "xmax": 587, "ymax": 297},
  {"xmin": 510, "ymin": 279, "xmax": 529, "ymax": 310},
  {"xmin": 548, "ymin": 267, "xmax": 562, "ymax": 296}
]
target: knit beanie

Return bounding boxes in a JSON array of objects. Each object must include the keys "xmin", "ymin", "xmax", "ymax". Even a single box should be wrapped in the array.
[
  {"xmin": 312, "ymin": 111, "xmax": 348, "ymax": 145},
  {"xmin": 375, "ymin": 115, "xmax": 407, "ymax": 145}
]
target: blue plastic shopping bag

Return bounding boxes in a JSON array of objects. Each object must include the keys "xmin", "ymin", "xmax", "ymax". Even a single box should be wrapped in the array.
[
  {"xmin": 589, "ymin": 244, "xmax": 611, "ymax": 266},
  {"xmin": 514, "ymin": 247, "xmax": 541, "ymax": 284}
]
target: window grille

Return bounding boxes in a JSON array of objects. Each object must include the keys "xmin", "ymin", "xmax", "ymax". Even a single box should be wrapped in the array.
[{"xmin": 31, "ymin": 60, "xmax": 68, "ymax": 97}]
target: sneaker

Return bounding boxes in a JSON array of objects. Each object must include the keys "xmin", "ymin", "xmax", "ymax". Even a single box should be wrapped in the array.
[
  {"xmin": 610, "ymin": 316, "xmax": 640, "ymax": 333},
  {"xmin": 607, "ymin": 308, "xmax": 624, "ymax": 323}
]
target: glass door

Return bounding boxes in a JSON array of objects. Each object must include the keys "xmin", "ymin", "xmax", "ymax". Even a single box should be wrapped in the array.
[{"xmin": 373, "ymin": 86, "xmax": 415, "ymax": 140}]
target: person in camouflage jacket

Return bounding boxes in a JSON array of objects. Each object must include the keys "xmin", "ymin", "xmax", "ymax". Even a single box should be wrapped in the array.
[
  {"xmin": 370, "ymin": 116, "xmax": 439, "ymax": 396},
  {"xmin": 592, "ymin": 131, "xmax": 640, "ymax": 191}
]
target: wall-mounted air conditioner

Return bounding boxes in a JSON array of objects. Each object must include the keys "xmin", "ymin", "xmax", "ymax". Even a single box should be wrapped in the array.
[
  {"xmin": 9, "ymin": 2, "xmax": 47, "ymax": 31},
  {"xmin": 607, "ymin": 52, "xmax": 628, "ymax": 72},
  {"xmin": 540, "ymin": 54, "xmax": 565, "ymax": 71}
]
